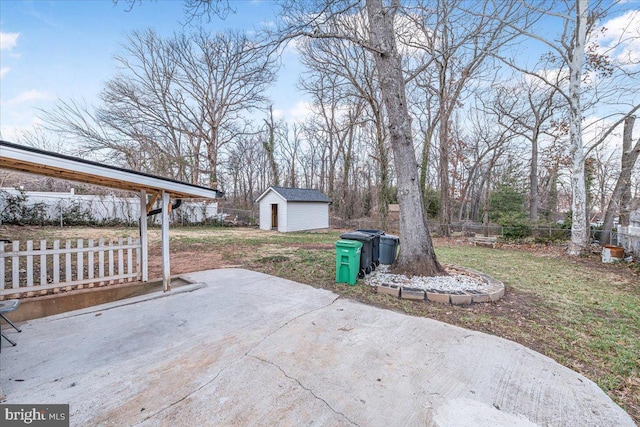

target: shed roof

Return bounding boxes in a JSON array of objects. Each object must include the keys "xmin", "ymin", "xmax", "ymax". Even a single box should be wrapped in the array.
[
  {"xmin": 256, "ymin": 186, "xmax": 331, "ymax": 203},
  {"xmin": 0, "ymin": 140, "xmax": 223, "ymax": 199}
]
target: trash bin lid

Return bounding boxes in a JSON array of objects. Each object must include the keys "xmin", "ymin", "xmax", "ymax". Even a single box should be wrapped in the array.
[
  {"xmin": 356, "ymin": 229, "xmax": 385, "ymax": 236},
  {"xmin": 340, "ymin": 231, "xmax": 374, "ymax": 242},
  {"xmin": 380, "ymin": 234, "xmax": 399, "ymax": 243},
  {"xmin": 335, "ymin": 239, "xmax": 363, "ymax": 248}
]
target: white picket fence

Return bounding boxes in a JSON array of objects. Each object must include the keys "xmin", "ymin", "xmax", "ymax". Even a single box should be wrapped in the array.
[{"xmin": 0, "ymin": 237, "xmax": 141, "ymax": 296}]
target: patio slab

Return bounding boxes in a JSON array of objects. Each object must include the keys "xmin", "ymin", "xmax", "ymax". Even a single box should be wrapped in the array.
[{"xmin": 0, "ymin": 268, "xmax": 634, "ymax": 426}]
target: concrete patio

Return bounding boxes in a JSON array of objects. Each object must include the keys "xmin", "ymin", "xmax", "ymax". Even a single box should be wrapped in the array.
[{"xmin": 0, "ymin": 268, "xmax": 634, "ymax": 426}]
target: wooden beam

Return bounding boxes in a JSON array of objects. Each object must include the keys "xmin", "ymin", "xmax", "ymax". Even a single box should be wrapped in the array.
[
  {"xmin": 139, "ymin": 190, "xmax": 149, "ymax": 282},
  {"xmin": 146, "ymin": 192, "xmax": 160, "ymax": 215},
  {"xmin": 161, "ymin": 191, "xmax": 171, "ymax": 292}
]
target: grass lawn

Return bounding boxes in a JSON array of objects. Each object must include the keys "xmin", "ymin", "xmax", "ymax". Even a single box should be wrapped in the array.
[{"xmin": 3, "ymin": 225, "xmax": 639, "ymax": 423}]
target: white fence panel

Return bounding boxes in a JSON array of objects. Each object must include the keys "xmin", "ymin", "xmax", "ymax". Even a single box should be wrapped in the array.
[
  {"xmin": 0, "ymin": 237, "xmax": 141, "ymax": 296},
  {"xmin": 0, "ymin": 188, "xmax": 219, "ymax": 224}
]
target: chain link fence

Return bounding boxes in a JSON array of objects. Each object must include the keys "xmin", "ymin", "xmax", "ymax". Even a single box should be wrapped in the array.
[{"xmin": 328, "ymin": 217, "xmax": 624, "ymax": 244}]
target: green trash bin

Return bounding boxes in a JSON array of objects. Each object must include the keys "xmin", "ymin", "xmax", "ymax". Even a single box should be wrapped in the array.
[{"xmin": 335, "ymin": 240, "xmax": 363, "ymax": 285}]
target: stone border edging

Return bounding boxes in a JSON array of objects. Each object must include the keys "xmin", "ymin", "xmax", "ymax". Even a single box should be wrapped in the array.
[{"xmin": 374, "ymin": 264, "xmax": 505, "ymax": 305}]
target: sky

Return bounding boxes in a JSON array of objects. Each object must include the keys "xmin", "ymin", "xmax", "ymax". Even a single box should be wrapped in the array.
[
  {"xmin": 1, "ymin": 0, "xmax": 639, "ymax": 147},
  {"xmin": 0, "ymin": 0, "xmax": 308, "ymax": 143}
]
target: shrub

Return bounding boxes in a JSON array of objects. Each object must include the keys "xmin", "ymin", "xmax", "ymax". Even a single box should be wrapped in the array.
[
  {"xmin": 56, "ymin": 200, "xmax": 96, "ymax": 226},
  {"xmin": 499, "ymin": 213, "xmax": 532, "ymax": 240},
  {"xmin": 0, "ymin": 188, "xmax": 49, "ymax": 225}
]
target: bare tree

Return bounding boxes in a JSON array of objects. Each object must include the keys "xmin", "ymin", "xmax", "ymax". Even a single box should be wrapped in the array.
[
  {"xmin": 298, "ymin": 20, "xmax": 391, "ymax": 215},
  {"xmin": 298, "ymin": 71, "xmax": 352, "ymax": 201},
  {"xmin": 267, "ymin": 0, "xmax": 445, "ymax": 274},
  {"xmin": 489, "ymin": 0, "xmax": 640, "ymax": 255},
  {"xmin": 279, "ymin": 121, "xmax": 305, "ymax": 188},
  {"xmin": 404, "ymin": 0, "xmax": 527, "ymax": 236},
  {"xmin": 600, "ymin": 116, "xmax": 640, "ymax": 245},
  {"xmin": 41, "ymin": 28, "xmax": 275, "ymax": 190},
  {"xmin": 490, "ymin": 75, "xmax": 563, "ymax": 222},
  {"xmin": 263, "ymin": 106, "xmax": 281, "ymax": 186},
  {"xmin": 364, "ymin": 0, "xmax": 444, "ymax": 274},
  {"xmin": 227, "ymin": 133, "xmax": 268, "ymax": 207},
  {"xmin": 589, "ymin": 143, "xmax": 619, "ymax": 223},
  {"xmin": 170, "ymin": 29, "xmax": 275, "ymax": 187},
  {"xmin": 455, "ymin": 104, "xmax": 517, "ymax": 222}
]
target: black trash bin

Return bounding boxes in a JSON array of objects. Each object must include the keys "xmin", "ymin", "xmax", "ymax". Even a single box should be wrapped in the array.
[
  {"xmin": 356, "ymin": 229, "xmax": 384, "ymax": 268},
  {"xmin": 380, "ymin": 234, "xmax": 400, "ymax": 264},
  {"xmin": 340, "ymin": 231, "xmax": 374, "ymax": 278}
]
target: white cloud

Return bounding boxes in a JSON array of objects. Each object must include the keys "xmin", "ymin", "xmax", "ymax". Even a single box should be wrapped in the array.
[
  {"xmin": 0, "ymin": 67, "xmax": 9, "ymax": 79},
  {"xmin": 287, "ymin": 100, "xmax": 314, "ymax": 122},
  {"xmin": 0, "ymin": 31, "xmax": 19, "ymax": 50},
  {"xmin": 395, "ymin": 14, "xmax": 433, "ymax": 59},
  {"xmin": 5, "ymin": 89, "xmax": 54, "ymax": 106},
  {"xmin": 272, "ymin": 108, "xmax": 285, "ymax": 120},
  {"xmin": 523, "ymin": 66, "xmax": 568, "ymax": 90},
  {"xmin": 598, "ymin": 10, "xmax": 640, "ymax": 65},
  {"xmin": 0, "ymin": 117, "xmax": 43, "ymax": 143}
]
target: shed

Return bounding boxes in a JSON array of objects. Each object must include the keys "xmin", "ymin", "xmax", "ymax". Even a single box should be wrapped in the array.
[{"xmin": 255, "ymin": 186, "xmax": 331, "ymax": 232}]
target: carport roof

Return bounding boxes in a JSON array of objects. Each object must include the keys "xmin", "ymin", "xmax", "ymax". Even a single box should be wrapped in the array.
[{"xmin": 0, "ymin": 140, "xmax": 223, "ymax": 199}]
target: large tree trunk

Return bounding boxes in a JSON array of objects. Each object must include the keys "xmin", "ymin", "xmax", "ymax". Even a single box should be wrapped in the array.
[
  {"xmin": 482, "ymin": 170, "xmax": 491, "ymax": 237},
  {"xmin": 375, "ymin": 117, "xmax": 390, "ymax": 217},
  {"xmin": 438, "ymin": 114, "xmax": 451, "ymax": 236},
  {"xmin": 366, "ymin": 0, "xmax": 444, "ymax": 276},
  {"xmin": 530, "ymin": 128, "xmax": 539, "ymax": 222},
  {"xmin": 567, "ymin": 0, "xmax": 589, "ymax": 256},
  {"xmin": 263, "ymin": 105, "xmax": 280, "ymax": 186},
  {"xmin": 419, "ymin": 125, "xmax": 434, "ymax": 211},
  {"xmin": 207, "ymin": 127, "xmax": 219, "ymax": 189},
  {"xmin": 600, "ymin": 116, "xmax": 639, "ymax": 245},
  {"xmin": 545, "ymin": 165, "xmax": 559, "ymax": 221},
  {"xmin": 437, "ymin": 31, "xmax": 451, "ymax": 237}
]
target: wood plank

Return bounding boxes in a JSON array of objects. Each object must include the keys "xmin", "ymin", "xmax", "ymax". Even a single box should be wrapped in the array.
[
  {"xmin": 162, "ymin": 191, "xmax": 171, "ymax": 292},
  {"xmin": 26, "ymin": 240, "xmax": 33, "ymax": 287},
  {"xmin": 88, "ymin": 239, "xmax": 94, "ymax": 280},
  {"xmin": 0, "ymin": 243, "xmax": 139, "ymax": 257},
  {"xmin": 98, "ymin": 238, "xmax": 105, "ymax": 282},
  {"xmin": 118, "ymin": 237, "xmax": 124, "ymax": 277},
  {"xmin": 53, "ymin": 240, "xmax": 60, "ymax": 283},
  {"xmin": 12, "ymin": 241, "xmax": 19, "ymax": 288},
  {"xmin": 127, "ymin": 236, "xmax": 133, "ymax": 281},
  {"xmin": 77, "ymin": 239, "xmax": 84, "ymax": 281},
  {"xmin": 0, "ymin": 272, "xmax": 142, "ymax": 297},
  {"xmin": 135, "ymin": 244, "xmax": 141, "ymax": 277},
  {"xmin": 140, "ymin": 190, "xmax": 149, "ymax": 282},
  {"xmin": 65, "ymin": 239, "xmax": 72, "ymax": 282},
  {"xmin": 108, "ymin": 240, "xmax": 114, "ymax": 284},
  {"xmin": 146, "ymin": 192, "xmax": 159, "ymax": 215},
  {"xmin": 0, "ymin": 242, "xmax": 5, "ymax": 290},
  {"xmin": 40, "ymin": 240, "xmax": 47, "ymax": 285}
]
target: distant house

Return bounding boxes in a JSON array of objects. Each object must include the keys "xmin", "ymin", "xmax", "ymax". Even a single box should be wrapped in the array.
[
  {"xmin": 255, "ymin": 186, "xmax": 331, "ymax": 232},
  {"xmin": 619, "ymin": 209, "xmax": 640, "ymax": 258}
]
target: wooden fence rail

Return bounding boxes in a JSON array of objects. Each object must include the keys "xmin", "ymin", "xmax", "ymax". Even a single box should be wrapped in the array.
[{"xmin": 0, "ymin": 237, "xmax": 141, "ymax": 296}]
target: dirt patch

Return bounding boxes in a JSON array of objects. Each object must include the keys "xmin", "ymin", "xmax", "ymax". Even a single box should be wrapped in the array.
[
  {"xmin": 147, "ymin": 246, "xmax": 239, "ymax": 277},
  {"xmin": 289, "ymin": 243, "xmax": 334, "ymax": 250}
]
